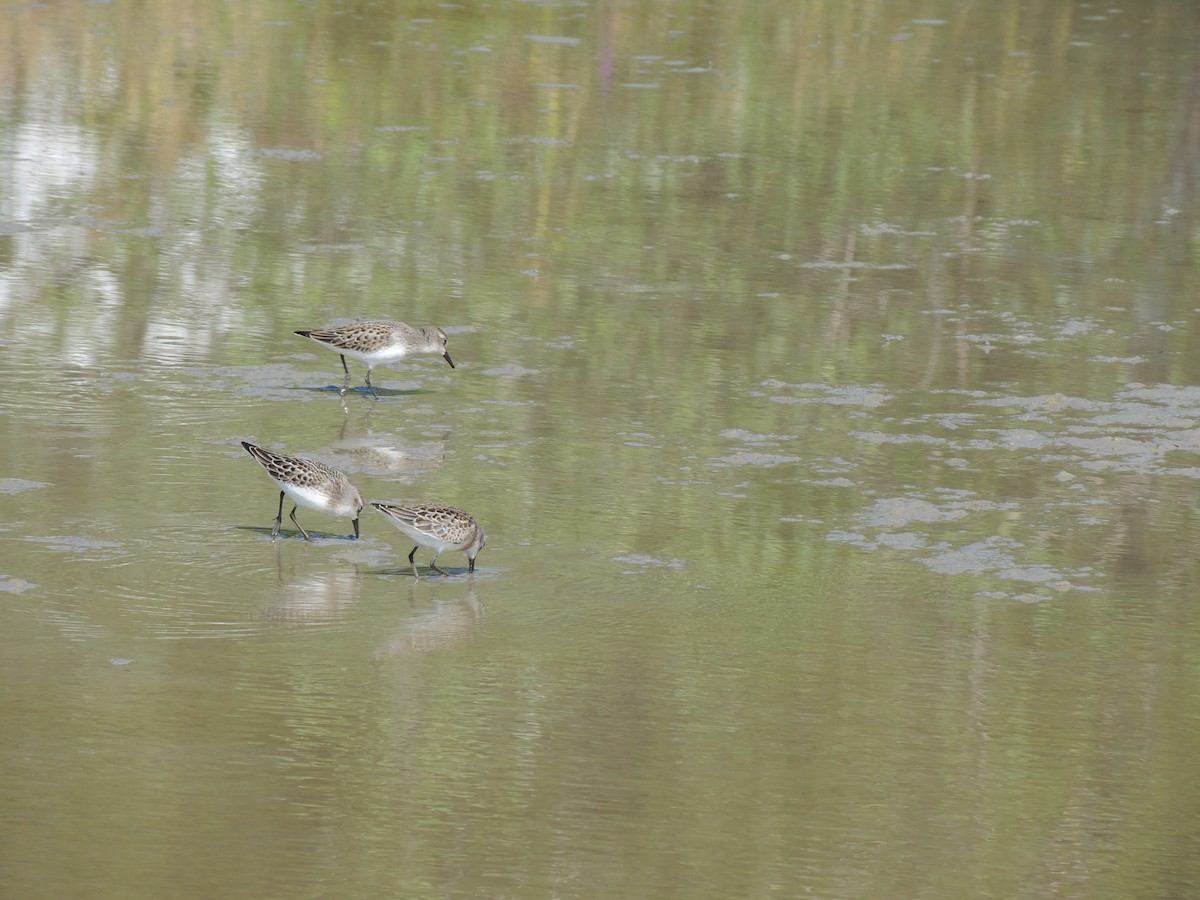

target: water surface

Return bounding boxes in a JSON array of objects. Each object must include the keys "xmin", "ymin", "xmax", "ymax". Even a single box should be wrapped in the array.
[{"xmin": 2, "ymin": 1, "xmax": 1200, "ymax": 897}]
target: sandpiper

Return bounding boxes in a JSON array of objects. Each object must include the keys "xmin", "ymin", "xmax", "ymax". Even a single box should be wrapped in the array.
[
  {"xmin": 294, "ymin": 321, "xmax": 455, "ymax": 399},
  {"xmin": 242, "ymin": 441, "xmax": 364, "ymax": 541},
  {"xmin": 371, "ymin": 502, "xmax": 487, "ymax": 577}
]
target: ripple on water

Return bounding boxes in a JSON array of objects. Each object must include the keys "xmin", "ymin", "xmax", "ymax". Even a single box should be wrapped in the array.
[
  {"xmin": 718, "ymin": 428, "xmax": 796, "ymax": 444},
  {"xmin": 856, "ymin": 498, "xmax": 971, "ymax": 527},
  {"xmin": 102, "ymin": 524, "xmax": 378, "ymax": 639},
  {"xmin": 373, "ymin": 592, "xmax": 486, "ymax": 659},
  {"xmin": 481, "ymin": 365, "xmax": 540, "ymax": 378},
  {"xmin": 260, "ymin": 566, "xmax": 367, "ymax": 625},
  {"xmin": 709, "ymin": 451, "xmax": 800, "ymax": 468},
  {"xmin": 613, "ymin": 554, "xmax": 685, "ymax": 573},
  {"xmin": 778, "ymin": 378, "xmax": 1200, "ymax": 596},
  {"xmin": 24, "ymin": 535, "xmax": 127, "ymax": 559},
  {"xmin": 755, "ymin": 380, "xmax": 892, "ymax": 407},
  {"xmin": 0, "ymin": 479, "xmax": 51, "ymax": 494},
  {"xmin": 0, "ymin": 575, "xmax": 39, "ymax": 593}
]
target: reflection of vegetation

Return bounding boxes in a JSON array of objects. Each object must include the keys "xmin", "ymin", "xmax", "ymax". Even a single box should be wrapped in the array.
[{"xmin": 3, "ymin": 3, "xmax": 1197, "ymax": 403}]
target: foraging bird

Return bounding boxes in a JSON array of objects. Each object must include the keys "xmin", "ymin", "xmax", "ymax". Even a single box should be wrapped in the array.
[
  {"xmin": 371, "ymin": 502, "xmax": 487, "ymax": 577},
  {"xmin": 294, "ymin": 321, "xmax": 455, "ymax": 399},
  {"xmin": 242, "ymin": 441, "xmax": 364, "ymax": 541}
]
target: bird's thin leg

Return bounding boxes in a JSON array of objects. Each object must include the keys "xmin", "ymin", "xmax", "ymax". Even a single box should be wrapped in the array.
[
  {"xmin": 290, "ymin": 505, "xmax": 312, "ymax": 542},
  {"xmin": 339, "ymin": 354, "xmax": 351, "ymax": 396},
  {"xmin": 364, "ymin": 367, "xmax": 380, "ymax": 400},
  {"xmin": 339, "ymin": 354, "xmax": 350, "ymax": 375},
  {"xmin": 271, "ymin": 490, "xmax": 284, "ymax": 539},
  {"xmin": 429, "ymin": 553, "xmax": 449, "ymax": 577},
  {"xmin": 408, "ymin": 546, "xmax": 420, "ymax": 579}
]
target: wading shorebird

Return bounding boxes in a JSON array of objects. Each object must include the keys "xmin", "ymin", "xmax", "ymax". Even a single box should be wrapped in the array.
[
  {"xmin": 371, "ymin": 502, "xmax": 487, "ymax": 577},
  {"xmin": 242, "ymin": 441, "xmax": 364, "ymax": 541},
  {"xmin": 294, "ymin": 321, "xmax": 455, "ymax": 399}
]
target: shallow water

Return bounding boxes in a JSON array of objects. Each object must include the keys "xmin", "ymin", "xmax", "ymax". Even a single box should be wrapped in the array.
[{"xmin": 3, "ymin": 1, "xmax": 1200, "ymax": 897}]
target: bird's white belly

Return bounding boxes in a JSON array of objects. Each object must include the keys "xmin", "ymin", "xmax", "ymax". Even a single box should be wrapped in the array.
[
  {"xmin": 396, "ymin": 523, "xmax": 459, "ymax": 553},
  {"xmin": 280, "ymin": 481, "xmax": 339, "ymax": 515},
  {"xmin": 340, "ymin": 344, "xmax": 410, "ymax": 366}
]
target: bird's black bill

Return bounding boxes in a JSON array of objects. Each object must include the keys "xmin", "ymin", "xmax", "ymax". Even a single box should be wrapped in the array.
[
  {"xmin": 352, "ymin": 517, "xmax": 360, "ymax": 539},
  {"xmin": 443, "ymin": 352, "xmax": 456, "ymax": 369}
]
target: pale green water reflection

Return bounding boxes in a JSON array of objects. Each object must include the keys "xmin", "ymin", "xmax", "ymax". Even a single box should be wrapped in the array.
[{"xmin": 3, "ymin": 1, "xmax": 1200, "ymax": 897}]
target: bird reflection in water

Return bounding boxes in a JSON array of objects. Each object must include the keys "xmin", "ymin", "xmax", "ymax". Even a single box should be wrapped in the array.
[
  {"xmin": 323, "ymin": 413, "xmax": 450, "ymax": 477},
  {"xmin": 374, "ymin": 582, "xmax": 484, "ymax": 658},
  {"xmin": 262, "ymin": 552, "xmax": 366, "ymax": 623}
]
